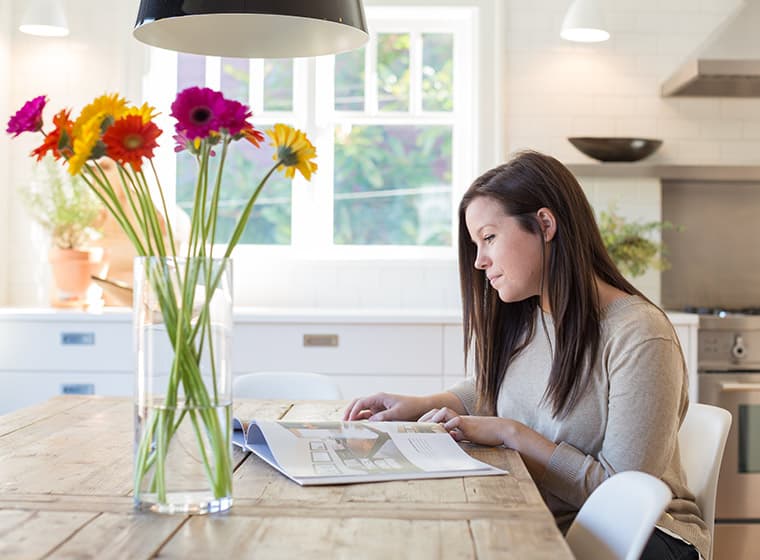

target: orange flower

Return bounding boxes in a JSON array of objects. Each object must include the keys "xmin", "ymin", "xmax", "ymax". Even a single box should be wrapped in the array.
[
  {"xmin": 31, "ymin": 109, "xmax": 73, "ymax": 161},
  {"xmin": 102, "ymin": 115, "xmax": 162, "ymax": 171},
  {"xmin": 240, "ymin": 122, "xmax": 264, "ymax": 148}
]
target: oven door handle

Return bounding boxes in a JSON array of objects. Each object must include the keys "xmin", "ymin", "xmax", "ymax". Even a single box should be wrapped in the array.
[{"xmin": 719, "ymin": 381, "xmax": 760, "ymax": 392}]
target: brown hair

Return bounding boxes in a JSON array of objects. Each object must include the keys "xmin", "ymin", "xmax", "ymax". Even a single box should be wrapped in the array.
[{"xmin": 458, "ymin": 150, "xmax": 645, "ymax": 418}]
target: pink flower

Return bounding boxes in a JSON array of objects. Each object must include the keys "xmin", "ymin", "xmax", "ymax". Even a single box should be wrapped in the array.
[
  {"xmin": 218, "ymin": 98, "xmax": 252, "ymax": 136},
  {"xmin": 170, "ymin": 87, "xmax": 225, "ymax": 141},
  {"xmin": 6, "ymin": 95, "xmax": 47, "ymax": 137}
]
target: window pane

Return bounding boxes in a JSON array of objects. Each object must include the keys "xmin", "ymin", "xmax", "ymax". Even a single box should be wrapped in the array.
[
  {"xmin": 377, "ymin": 33, "xmax": 410, "ymax": 112},
  {"xmin": 220, "ymin": 58, "xmax": 249, "ymax": 102},
  {"xmin": 176, "ymin": 139, "xmax": 291, "ymax": 245},
  {"xmin": 335, "ymin": 47, "xmax": 365, "ymax": 111},
  {"xmin": 177, "ymin": 53, "xmax": 205, "ymax": 90},
  {"xmin": 264, "ymin": 59, "xmax": 293, "ymax": 112},
  {"xmin": 333, "ymin": 125, "xmax": 452, "ymax": 246},
  {"xmin": 422, "ymin": 33, "xmax": 454, "ymax": 111}
]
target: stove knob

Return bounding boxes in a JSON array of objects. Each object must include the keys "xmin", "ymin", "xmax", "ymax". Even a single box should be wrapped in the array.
[{"xmin": 731, "ymin": 334, "xmax": 746, "ymax": 361}]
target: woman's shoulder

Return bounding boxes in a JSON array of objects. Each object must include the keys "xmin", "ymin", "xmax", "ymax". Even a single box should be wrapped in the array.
[{"xmin": 601, "ymin": 295, "xmax": 677, "ymax": 343}]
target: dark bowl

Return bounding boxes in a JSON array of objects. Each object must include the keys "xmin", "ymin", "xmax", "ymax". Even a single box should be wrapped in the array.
[{"xmin": 568, "ymin": 137, "xmax": 663, "ymax": 162}]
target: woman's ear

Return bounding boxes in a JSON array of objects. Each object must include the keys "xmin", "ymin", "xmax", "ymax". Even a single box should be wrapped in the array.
[{"xmin": 536, "ymin": 208, "xmax": 557, "ymax": 242}]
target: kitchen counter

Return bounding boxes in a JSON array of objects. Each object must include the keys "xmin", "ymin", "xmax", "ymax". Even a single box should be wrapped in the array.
[{"xmin": 0, "ymin": 306, "xmax": 698, "ymax": 325}]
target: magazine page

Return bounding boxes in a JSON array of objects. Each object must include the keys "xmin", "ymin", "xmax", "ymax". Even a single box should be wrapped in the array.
[{"xmin": 236, "ymin": 420, "xmax": 507, "ymax": 485}]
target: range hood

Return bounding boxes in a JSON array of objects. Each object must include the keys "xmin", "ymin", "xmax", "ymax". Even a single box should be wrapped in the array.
[{"xmin": 662, "ymin": 0, "xmax": 760, "ymax": 97}]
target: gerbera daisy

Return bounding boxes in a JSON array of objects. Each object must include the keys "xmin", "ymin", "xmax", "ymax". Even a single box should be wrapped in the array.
[
  {"xmin": 31, "ymin": 109, "xmax": 73, "ymax": 161},
  {"xmin": 266, "ymin": 123, "xmax": 318, "ymax": 181},
  {"xmin": 123, "ymin": 102, "xmax": 159, "ymax": 125},
  {"xmin": 240, "ymin": 123, "xmax": 264, "ymax": 148},
  {"xmin": 72, "ymin": 93, "xmax": 128, "ymax": 139},
  {"xmin": 170, "ymin": 86, "xmax": 225, "ymax": 141},
  {"xmin": 6, "ymin": 95, "xmax": 46, "ymax": 137},
  {"xmin": 218, "ymin": 98, "xmax": 251, "ymax": 136},
  {"xmin": 103, "ymin": 115, "xmax": 162, "ymax": 171},
  {"xmin": 68, "ymin": 113, "xmax": 105, "ymax": 175}
]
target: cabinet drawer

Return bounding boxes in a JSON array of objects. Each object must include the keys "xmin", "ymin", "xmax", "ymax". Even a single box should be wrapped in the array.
[
  {"xmin": 233, "ymin": 323, "xmax": 443, "ymax": 375},
  {"xmin": 0, "ymin": 371, "xmax": 133, "ymax": 414},
  {"xmin": 0, "ymin": 321, "xmax": 132, "ymax": 372}
]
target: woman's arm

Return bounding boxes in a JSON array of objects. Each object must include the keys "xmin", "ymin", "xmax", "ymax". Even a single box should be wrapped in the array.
[
  {"xmin": 343, "ymin": 390, "xmax": 467, "ymax": 421},
  {"xmin": 421, "ymin": 408, "xmax": 557, "ymax": 479}
]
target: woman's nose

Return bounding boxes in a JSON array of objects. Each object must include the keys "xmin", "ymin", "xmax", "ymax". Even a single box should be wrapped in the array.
[{"xmin": 474, "ymin": 251, "xmax": 488, "ymax": 270}]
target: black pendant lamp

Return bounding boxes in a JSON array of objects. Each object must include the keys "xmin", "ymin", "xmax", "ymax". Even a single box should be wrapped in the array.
[{"xmin": 133, "ymin": 0, "xmax": 368, "ymax": 58}]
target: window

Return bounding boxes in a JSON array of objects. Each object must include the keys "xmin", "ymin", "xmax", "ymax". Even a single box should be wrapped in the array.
[{"xmin": 143, "ymin": 6, "xmax": 476, "ymax": 258}]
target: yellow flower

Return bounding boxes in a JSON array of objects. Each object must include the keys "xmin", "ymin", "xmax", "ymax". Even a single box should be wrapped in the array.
[
  {"xmin": 68, "ymin": 113, "xmax": 104, "ymax": 175},
  {"xmin": 266, "ymin": 123, "xmax": 318, "ymax": 181},
  {"xmin": 72, "ymin": 93, "xmax": 128, "ymax": 138},
  {"xmin": 124, "ymin": 102, "xmax": 158, "ymax": 124}
]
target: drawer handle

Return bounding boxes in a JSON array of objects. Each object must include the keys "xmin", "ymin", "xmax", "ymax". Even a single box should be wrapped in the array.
[
  {"xmin": 720, "ymin": 382, "xmax": 760, "ymax": 392},
  {"xmin": 61, "ymin": 383, "xmax": 95, "ymax": 395},
  {"xmin": 303, "ymin": 334, "xmax": 338, "ymax": 347},
  {"xmin": 61, "ymin": 332, "xmax": 95, "ymax": 345}
]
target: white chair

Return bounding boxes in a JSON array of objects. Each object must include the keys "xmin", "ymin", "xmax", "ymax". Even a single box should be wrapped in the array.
[
  {"xmin": 566, "ymin": 471, "xmax": 672, "ymax": 560},
  {"xmin": 678, "ymin": 402, "xmax": 732, "ymax": 560},
  {"xmin": 233, "ymin": 371, "xmax": 343, "ymax": 400}
]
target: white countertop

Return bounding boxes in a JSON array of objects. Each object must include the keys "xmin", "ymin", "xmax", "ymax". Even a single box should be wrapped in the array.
[{"xmin": 0, "ymin": 306, "xmax": 699, "ymax": 325}]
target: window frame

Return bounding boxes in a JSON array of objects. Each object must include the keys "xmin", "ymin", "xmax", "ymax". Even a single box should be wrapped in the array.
[{"xmin": 143, "ymin": 5, "xmax": 479, "ymax": 262}]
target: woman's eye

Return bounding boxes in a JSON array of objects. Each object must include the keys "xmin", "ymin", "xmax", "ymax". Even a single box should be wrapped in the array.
[{"xmin": 484, "ymin": 234, "xmax": 495, "ymax": 243}]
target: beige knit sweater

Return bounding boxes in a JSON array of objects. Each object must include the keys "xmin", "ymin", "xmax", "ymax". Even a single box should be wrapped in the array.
[{"xmin": 448, "ymin": 296, "xmax": 709, "ymax": 559}]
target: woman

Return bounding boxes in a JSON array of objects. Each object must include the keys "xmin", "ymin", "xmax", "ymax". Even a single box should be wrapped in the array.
[{"xmin": 344, "ymin": 151, "xmax": 707, "ymax": 560}]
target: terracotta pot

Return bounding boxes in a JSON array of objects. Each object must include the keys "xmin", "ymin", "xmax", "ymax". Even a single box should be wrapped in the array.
[{"xmin": 48, "ymin": 247, "xmax": 108, "ymax": 308}]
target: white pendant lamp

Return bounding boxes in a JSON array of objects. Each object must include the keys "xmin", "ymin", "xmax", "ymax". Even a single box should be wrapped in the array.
[
  {"xmin": 560, "ymin": 0, "xmax": 610, "ymax": 43},
  {"xmin": 19, "ymin": 0, "xmax": 70, "ymax": 38},
  {"xmin": 133, "ymin": 0, "xmax": 369, "ymax": 58}
]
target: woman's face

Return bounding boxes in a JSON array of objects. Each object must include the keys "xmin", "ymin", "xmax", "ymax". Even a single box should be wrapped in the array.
[{"xmin": 465, "ymin": 196, "xmax": 545, "ymax": 303}]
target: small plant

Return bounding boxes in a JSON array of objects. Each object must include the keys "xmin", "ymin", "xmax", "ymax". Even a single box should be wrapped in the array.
[
  {"xmin": 21, "ymin": 154, "xmax": 102, "ymax": 249},
  {"xmin": 597, "ymin": 206, "xmax": 679, "ymax": 278}
]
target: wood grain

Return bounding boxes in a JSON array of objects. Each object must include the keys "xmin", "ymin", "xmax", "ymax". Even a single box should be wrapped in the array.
[{"xmin": 0, "ymin": 396, "xmax": 573, "ymax": 559}]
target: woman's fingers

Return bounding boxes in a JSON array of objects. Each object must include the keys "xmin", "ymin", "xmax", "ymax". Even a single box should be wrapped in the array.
[
  {"xmin": 343, "ymin": 398, "xmax": 361, "ymax": 420},
  {"xmin": 417, "ymin": 408, "xmax": 439, "ymax": 422}
]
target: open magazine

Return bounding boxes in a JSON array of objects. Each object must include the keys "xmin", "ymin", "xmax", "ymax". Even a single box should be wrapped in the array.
[{"xmin": 233, "ymin": 419, "xmax": 507, "ymax": 486}]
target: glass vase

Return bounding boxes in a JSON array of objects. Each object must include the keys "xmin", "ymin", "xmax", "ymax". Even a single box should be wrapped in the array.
[{"xmin": 133, "ymin": 256, "xmax": 234, "ymax": 514}]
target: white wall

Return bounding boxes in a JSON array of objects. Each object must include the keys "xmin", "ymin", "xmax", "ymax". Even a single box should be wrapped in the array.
[
  {"xmin": 505, "ymin": 0, "xmax": 756, "ymax": 164},
  {"xmin": 6, "ymin": 0, "xmax": 145, "ymax": 304},
  {"xmin": 2, "ymin": 0, "xmax": 758, "ymax": 310},
  {"xmin": 0, "ymin": 0, "xmax": 11, "ymax": 305}
]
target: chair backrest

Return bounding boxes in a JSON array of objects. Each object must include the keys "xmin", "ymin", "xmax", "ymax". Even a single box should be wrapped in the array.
[
  {"xmin": 233, "ymin": 371, "xmax": 343, "ymax": 400},
  {"xmin": 566, "ymin": 471, "xmax": 672, "ymax": 560},
  {"xmin": 678, "ymin": 402, "xmax": 732, "ymax": 559}
]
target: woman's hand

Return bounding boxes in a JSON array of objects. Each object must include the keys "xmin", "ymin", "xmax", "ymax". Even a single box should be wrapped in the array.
[
  {"xmin": 419, "ymin": 407, "xmax": 558, "ymax": 479},
  {"xmin": 419, "ymin": 407, "xmax": 516, "ymax": 447},
  {"xmin": 343, "ymin": 393, "xmax": 431, "ymax": 421}
]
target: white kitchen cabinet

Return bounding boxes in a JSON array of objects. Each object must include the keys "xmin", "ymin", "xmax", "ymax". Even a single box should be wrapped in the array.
[{"xmin": 0, "ymin": 307, "xmax": 699, "ymax": 415}]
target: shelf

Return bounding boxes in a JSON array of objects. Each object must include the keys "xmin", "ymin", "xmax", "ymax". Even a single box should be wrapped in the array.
[{"xmin": 567, "ymin": 163, "xmax": 760, "ymax": 182}]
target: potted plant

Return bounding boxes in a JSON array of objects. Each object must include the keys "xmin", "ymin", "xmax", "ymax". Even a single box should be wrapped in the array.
[
  {"xmin": 21, "ymin": 154, "xmax": 106, "ymax": 307},
  {"xmin": 597, "ymin": 206, "xmax": 678, "ymax": 278}
]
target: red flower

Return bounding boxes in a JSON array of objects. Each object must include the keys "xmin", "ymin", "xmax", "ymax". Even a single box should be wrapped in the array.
[
  {"xmin": 6, "ymin": 95, "xmax": 46, "ymax": 137},
  {"xmin": 102, "ymin": 115, "xmax": 162, "ymax": 171},
  {"xmin": 31, "ymin": 109, "xmax": 73, "ymax": 161},
  {"xmin": 240, "ymin": 123, "xmax": 265, "ymax": 148}
]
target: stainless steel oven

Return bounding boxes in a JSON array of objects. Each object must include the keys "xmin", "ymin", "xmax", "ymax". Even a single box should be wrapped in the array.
[{"xmin": 696, "ymin": 312, "xmax": 760, "ymax": 560}]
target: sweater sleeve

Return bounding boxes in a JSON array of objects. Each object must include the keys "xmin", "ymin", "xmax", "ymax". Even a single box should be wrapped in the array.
[
  {"xmin": 540, "ymin": 336, "xmax": 685, "ymax": 508},
  {"xmin": 446, "ymin": 376, "xmax": 478, "ymax": 415}
]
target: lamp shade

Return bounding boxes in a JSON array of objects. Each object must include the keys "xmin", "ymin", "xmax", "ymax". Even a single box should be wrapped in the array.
[
  {"xmin": 560, "ymin": 0, "xmax": 609, "ymax": 43},
  {"xmin": 19, "ymin": 0, "xmax": 69, "ymax": 37},
  {"xmin": 133, "ymin": 0, "xmax": 369, "ymax": 58}
]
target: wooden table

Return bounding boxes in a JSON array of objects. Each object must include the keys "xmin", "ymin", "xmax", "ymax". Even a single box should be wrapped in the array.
[{"xmin": 0, "ymin": 396, "xmax": 573, "ymax": 559}]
